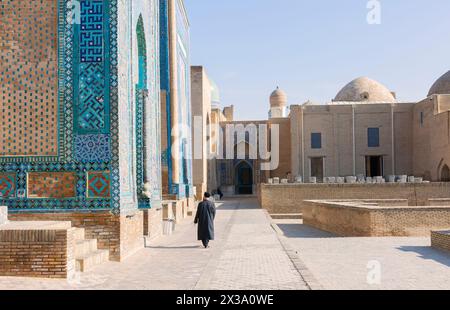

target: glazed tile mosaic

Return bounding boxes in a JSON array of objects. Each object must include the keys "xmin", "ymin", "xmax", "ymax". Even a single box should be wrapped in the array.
[
  {"xmin": 27, "ymin": 172, "xmax": 77, "ymax": 199},
  {"xmin": 0, "ymin": 0, "xmax": 59, "ymax": 157},
  {"xmin": 0, "ymin": 0, "xmax": 166, "ymax": 213},
  {"xmin": 0, "ymin": 173, "xmax": 16, "ymax": 198},
  {"xmin": 87, "ymin": 171, "xmax": 111, "ymax": 198}
]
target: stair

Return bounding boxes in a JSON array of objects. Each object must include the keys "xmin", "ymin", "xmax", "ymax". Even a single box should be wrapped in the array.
[
  {"xmin": 73, "ymin": 228, "xmax": 109, "ymax": 272},
  {"xmin": 75, "ymin": 250, "xmax": 110, "ymax": 272}
]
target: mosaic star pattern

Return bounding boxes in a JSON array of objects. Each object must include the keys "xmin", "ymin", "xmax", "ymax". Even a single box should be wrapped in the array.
[{"xmin": 75, "ymin": 134, "xmax": 111, "ymax": 163}]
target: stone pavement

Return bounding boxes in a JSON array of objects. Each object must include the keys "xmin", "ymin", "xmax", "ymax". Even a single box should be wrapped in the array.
[
  {"xmin": 0, "ymin": 198, "xmax": 309, "ymax": 290},
  {"xmin": 273, "ymin": 219, "xmax": 450, "ymax": 290}
]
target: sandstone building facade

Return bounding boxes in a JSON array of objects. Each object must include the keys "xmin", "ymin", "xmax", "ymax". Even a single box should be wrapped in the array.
[{"xmin": 193, "ymin": 72, "xmax": 450, "ymax": 195}]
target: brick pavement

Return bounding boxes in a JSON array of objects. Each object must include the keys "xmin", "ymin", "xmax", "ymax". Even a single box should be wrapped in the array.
[
  {"xmin": 0, "ymin": 198, "xmax": 309, "ymax": 290},
  {"xmin": 274, "ymin": 219, "xmax": 450, "ymax": 290}
]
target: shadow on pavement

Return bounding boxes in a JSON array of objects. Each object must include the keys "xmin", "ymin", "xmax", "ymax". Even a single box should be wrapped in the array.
[
  {"xmin": 276, "ymin": 223, "xmax": 337, "ymax": 239},
  {"xmin": 147, "ymin": 246, "xmax": 202, "ymax": 250},
  {"xmin": 397, "ymin": 246, "xmax": 450, "ymax": 267}
]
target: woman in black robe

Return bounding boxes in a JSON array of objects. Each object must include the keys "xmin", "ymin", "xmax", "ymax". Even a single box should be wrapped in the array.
[{"xmin": 194, "ymin": 192, "xmax": 216, "ymax": 248}]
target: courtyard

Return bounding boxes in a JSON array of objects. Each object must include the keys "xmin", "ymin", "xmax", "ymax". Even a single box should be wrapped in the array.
[{"xmin": 0, "ymin": 198, "xmax": 449, "ymax": 290}]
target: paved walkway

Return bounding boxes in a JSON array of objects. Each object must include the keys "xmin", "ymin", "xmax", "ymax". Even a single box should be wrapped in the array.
[
  {"xmin": 0, "ymin": 198, "xmax": 309, "ymax": 290},
  {"xmin": 273, "ymin": 219, "xmax": 450, "ymax": 290}
]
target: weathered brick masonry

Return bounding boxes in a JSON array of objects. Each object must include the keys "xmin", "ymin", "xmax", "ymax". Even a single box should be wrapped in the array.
[
  {"xmin": 260, "ymin": 183, "xmax": 450, "ymax": 214},
  {"xmin": 303, "ymin": 200, "xmax": 450, "ymax": 237},
  {"xmin": 0, "ymin": 222, "xmax": 75, "ymax": 279},
  {"xmin": 431, "ymin": 231, "xmax": 450, "ymax": 252},
  {"xmin": 9, "ymin": 210, "xmax": 144, "ymax": 262}
]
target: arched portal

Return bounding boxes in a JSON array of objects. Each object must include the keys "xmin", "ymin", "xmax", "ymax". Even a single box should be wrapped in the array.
[
  {"xmin": 136, "ymin": 15, "xmax": 147, "ymax": 89},
  {"xmin": 441, "ymin": 165, "xmax": 450, "ymax": 182},
  {"xmin": 235, "ymin": 161, "xmax": 254, "ymax": 195},
  {"xmin": 135, "ymin": 14, "xmax": 149, "ymax": 207}
]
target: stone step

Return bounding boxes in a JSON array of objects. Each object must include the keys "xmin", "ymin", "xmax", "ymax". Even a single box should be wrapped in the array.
[
  {"xmin": 75, "ymin": 239, "xmax": 98, "ymax": 257},
  {"xmin": 73, "ymin": 228, "xmax": 85, "ymax": 241},
  {"xmin": 76, "ymin": 250, "xmax": 109, "ymax": 272},
  {"xmin": 270, "ymin": 213, "xmax": 303, "ymax": 220}
]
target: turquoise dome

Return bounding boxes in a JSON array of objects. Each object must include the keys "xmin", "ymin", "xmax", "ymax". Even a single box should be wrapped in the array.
[{"xmin": 210, "ymin": 78, "xmax": 221, "ymax": 106}]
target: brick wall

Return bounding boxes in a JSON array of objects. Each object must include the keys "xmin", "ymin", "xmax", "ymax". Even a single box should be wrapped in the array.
[
  {"xmin": 0, "ymin": 225, "xmax": 75, "ymax": 279},
  {"xmin": 260, "ymin": 183, "xmax": 450, "ymax": 214},
  {"xmin": 431, "ymin": 231, "xmax": 450, "ymax": 252},
  {"xmin": 9, "ymin": 210, "xmax": 144, "ymax": 262},
  {"xmin": 303, "ymin": 200, "xmax": 450, "ymax": 237}
]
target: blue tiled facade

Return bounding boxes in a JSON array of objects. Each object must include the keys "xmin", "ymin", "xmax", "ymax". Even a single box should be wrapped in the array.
[
  {"xmin": 159, "ymin": 0, "xmax": 194, "ymax": 199},
  {"xmin": 0, "ymin": 0, "xmax": 162, "ymax": 213}
]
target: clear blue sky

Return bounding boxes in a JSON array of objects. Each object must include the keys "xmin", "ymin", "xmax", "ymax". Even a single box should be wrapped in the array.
[{"xmin": 185, "ymin": 0, "xmax": 450, "ymax": 120}]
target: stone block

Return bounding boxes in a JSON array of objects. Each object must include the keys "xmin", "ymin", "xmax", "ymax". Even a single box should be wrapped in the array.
[{"xmin": 0, "ymin": 206, "xmax": 7, "ymax": 225}]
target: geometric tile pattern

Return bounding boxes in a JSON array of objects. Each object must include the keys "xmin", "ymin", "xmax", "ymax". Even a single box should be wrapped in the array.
[
  {"xmin": 27, "ymin": 172, "xmax": 77, "ymax": 199},
  {"xmin": 0, "ymin": 173, "xmax": 16, "ymax": 198},
  {"xmin": 0, "ymin": 0, "xmax": 59, "ymax": 157},
  {"xmin": 77, "ymin": 0, "xmax": 107, "ymax": 132},
  {"xmin": 80, "ymin": 0, "xmax": 104, "ymax": 63},
  {"xmin": 75, "ymin": 134, "xmax": 111, "ymax": 163},
  {"xmin": 79, "ymin": 63, "xmax": 106, "ymax": 130},
  {"xmin": 0, "ymin": 0, "xmax": 119, "ymax": 212},
  {"xmin": 0, "ymin": 0, "xmax": 162, "ymax": 213},
  {"xmin": 87, "ymin": 171, "xmax": 110, "ymax": 198}
]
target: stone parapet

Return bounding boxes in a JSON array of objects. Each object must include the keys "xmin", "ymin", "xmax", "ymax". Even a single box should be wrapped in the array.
[
  {"xmin": 260, "ymin": 183, "xmax": 450, "ymax": 214},
  {"xmin": 303, "ymin": 200, "xmax": 450, "ymax": 237},
  {"xmin": 431, "ymin": 230, "xmax": 450, "ymax": 253},
  {"xmin": 9, "ymin": 211, "xmax": 143, "ymax": 262},
  {"xmin": 0, "ymin": 221, "xmax": 75, "ymax": 279}
]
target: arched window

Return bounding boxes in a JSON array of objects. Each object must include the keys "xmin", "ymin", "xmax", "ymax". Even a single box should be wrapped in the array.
[{"xmin": 441, "ymin": 165, "xmax": 450, "ymax": 182}]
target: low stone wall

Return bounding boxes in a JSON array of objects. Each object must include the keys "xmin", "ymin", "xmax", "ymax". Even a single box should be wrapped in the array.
[
  {"xmin": 119, "ymin": 211, "xmax": 144, "ymax": 262},
  {"xmin": 260, "ymin": 183, "xmax": 450, "ymax": 214},
  {"xmin": 431, "ymin": 231, "xmax": 450, "ymax": 253},
  {"xmin": 303, "ymin": 200, "xmax": 450, "ymax": 237},
  {"xmin": 429, "ymin": 199, "xmax": 450, "ymax": 206},
  {"xmin": 0, "ymin": 221, "xmax": 75, "ymax": 279},
  {"xmin": 0, "ymin": 206, "xmax": 7, "ymax": 225},
  {"xmin": 9, "ymin": 210, "xmax": 143, "ymax": 262},
  {"xmin": 143, "ymin": 208, "xmax": 163, "ymax": 240}
]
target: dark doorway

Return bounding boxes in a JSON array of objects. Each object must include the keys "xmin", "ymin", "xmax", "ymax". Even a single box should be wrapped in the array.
[
  {"xmin": 366, "ymin": 156, "xmax": 384, "ymax": 177},
  {"xmin": 235, "ymin": 161, "xmax": 253, "ymax": 195},
  {"xmin": 441, "ymin": 165, "xmax": 450, "ymax": 182},
  {"xmin": 310, "ymin": 157, "xmax": 324, "ymax": 182}
]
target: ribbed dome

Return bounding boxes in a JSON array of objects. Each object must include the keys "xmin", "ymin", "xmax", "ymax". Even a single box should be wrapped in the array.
[
  {"xmin": 334, "ymin": 77, "xmax": 396, "ymax": 103},
  {"xmin": 428, "ymin": 70, "xmax": 450, "ymax": 96},
  {"xmin": 270, "ymin": 87, "xmax": 287, "ymax": 107}
]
